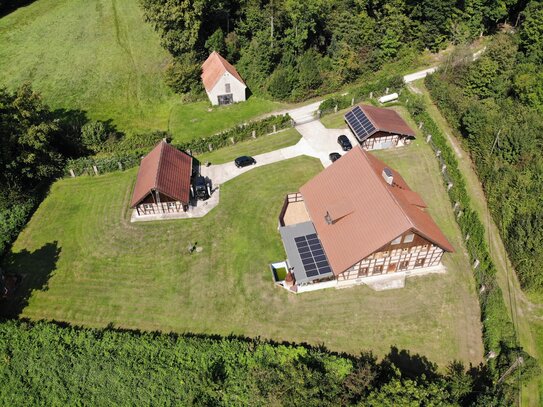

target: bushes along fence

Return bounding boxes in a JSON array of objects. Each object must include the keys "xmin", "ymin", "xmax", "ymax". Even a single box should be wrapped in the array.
[{"xmin": 65, "ymin": 114, "xmax": 292, "ymax": 177}]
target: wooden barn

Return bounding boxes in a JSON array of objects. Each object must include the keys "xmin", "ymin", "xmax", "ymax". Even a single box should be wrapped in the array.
[
  {"xmin": 344, "ymin": 104, "xmax": 415, "ymax": 150},
  {"xmin": 131, "ymin": 141, "xmax": 193, "ymax": 216},
  {"xmin": 278, "ymin": 146, "xmax": 453, "ymax": 292}
]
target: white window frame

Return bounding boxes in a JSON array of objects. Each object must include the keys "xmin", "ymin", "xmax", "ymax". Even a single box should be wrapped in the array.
[
  {"xmin": 391, "ymin": 236, "xmax": 402, "ymax": 245},
  {"xmin": 403, "ymin": 233, "xmax": 415, "ymax": 243}
]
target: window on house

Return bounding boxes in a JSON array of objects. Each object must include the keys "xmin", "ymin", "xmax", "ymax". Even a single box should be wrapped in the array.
[
  {"xmin": 403, "ymin": 233, "xmax": 415, "ymax": 243},
  {"xmin": 415, "ymin": 258, "xmax": 425, "ymax": 268},
  {"xmin": 374, "ymin": 265, "xmax": 384, "ymax": 274},
  {"xmin": 225, "ymin": 83, "xmax": 231, "ymax": 93},
  {"xmin": 391, "ymin": 236, "xmax": 402, "ymax": 245},
  {"xmin": 167, "ymin": 202, "xmax": 176, "ymax": 208},
  {"xmin": 399, "ymin": 261, "xmax": 409, "ymax": 270},
  {"xmin": 143, "ymin": 204, "xmax": 152, "ymax": 210}
]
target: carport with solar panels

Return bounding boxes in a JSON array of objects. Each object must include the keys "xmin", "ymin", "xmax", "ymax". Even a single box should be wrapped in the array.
[
  {"xmin": 344, "ymin": 106, "xmax": 377, "ymax": 142},
  {"xmin": 279, "ymin": 221, "xmax": 334, "ymax": 284}
]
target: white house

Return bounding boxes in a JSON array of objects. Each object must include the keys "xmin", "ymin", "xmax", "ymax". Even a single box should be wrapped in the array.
[{"xmin": 201, "ymin": 51, "xmax": 247, "ymax": 106}]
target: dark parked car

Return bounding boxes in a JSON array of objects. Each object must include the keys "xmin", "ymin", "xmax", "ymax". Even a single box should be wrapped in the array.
[
  {"xmin": 337, "ymin": 135, "xmax": 352, "ymax": 151},
  {"xmin": 192, "ymin": 176, "xmax": 209, "ymax": 200},
  {"xmin": 329, "ymin": 152, "xmax": 341, "ymax": 162},
  {"xmin": 234, "ymin": 156, "xmax": 256, "ymax": 168}
]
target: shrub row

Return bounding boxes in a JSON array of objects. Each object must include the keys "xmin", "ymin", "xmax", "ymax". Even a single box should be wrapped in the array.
[
  {"xmin": 402, "ymin": 93, "xmax": 536, "ymax": 387},
  {"xmin": 64, "ymin": 114, "xmax": 292, "ymax": 177},
  {"xmin": 319, "ymin": 75, "xmax": 404, "ymax": 115},
  {"xmin": 0, "ymin": 319, "xmax": 505, "ymax": 405}
]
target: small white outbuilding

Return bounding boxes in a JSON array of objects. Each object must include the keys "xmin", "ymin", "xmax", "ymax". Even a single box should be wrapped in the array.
[{"xmin": 201, "ymin": 51, "xmax": 247, "ymax": 106}]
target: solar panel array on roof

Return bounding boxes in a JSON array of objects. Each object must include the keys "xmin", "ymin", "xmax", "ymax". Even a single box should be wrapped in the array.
[
  {"xmin": 294, "ymin": 233, "xmax": 332, "ymax": 279},
  {"xmin": 345, "ymin": 106, "xmax": 376, "ymax": 142}
]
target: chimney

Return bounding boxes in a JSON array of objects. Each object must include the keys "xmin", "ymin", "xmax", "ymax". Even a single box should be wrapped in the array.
[
  {"xmin": 324, "ymin": 211, "xmax": 333, "ymax": 225},
  {"xmin": 382, "ymin": 168, "xmax": 393, "ymax": 185}
]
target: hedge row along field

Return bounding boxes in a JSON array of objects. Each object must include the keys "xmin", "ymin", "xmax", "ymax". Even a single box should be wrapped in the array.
[
  {"xmin": 0, "ymin": 319, "xmax": 512, "ymax": 405},
  {"xmin": 65, "ymin": 114, "xmax": 292, "ymax": 177},
  {"xmin": 402, "ymin": 92, "xmax": 538, "ymax": 402}
]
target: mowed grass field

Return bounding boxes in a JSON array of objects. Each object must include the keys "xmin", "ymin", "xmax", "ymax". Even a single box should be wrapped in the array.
[
  {"xmin": 0, "ymin": 0, "xmax": 283, "ymax": 142},
  {"xmin": 2, "ymin": 135, "xmax": 483, "ymax": 366}
]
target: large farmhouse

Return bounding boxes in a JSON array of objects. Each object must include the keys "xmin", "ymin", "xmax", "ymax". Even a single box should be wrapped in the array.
[
  {"xmin": 131, "ymin": 141, "xmax": 193, "ymax": 216},
  {"xmin": 278, "ymin": 146, "xmax": 453, "ymax": 292},
  {"xmin": 345, "ymin": 104, "xmax": 416, "ymax": 150},
  {"xmin": 201, "ymin": 51, "xmax": 247, "ymax": 106}
]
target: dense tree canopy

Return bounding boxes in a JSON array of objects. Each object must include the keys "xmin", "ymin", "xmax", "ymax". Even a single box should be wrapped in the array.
[
  {"xmin": 426, "ymin": 28, "xmax": 543, "ymax": 290},
  {"xmin": 141, "ymin": 0, "xmax": 527, "ymax": 100},
  {"xmin": 0, "ymin": 320, "xmax": 512, "ymax": 405}
]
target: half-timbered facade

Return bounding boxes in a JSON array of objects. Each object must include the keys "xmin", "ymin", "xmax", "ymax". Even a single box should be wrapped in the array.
[
  {"xmin": 345, "ymin": 105, "xmax": 416, "ymax": 150},
  {"xmin": 131, "ymin": 141, "xmax": 193, "ymax": 216},
  {"xmin": 278, "ymin": 146, "xmax": 453, "ymax": 292}
]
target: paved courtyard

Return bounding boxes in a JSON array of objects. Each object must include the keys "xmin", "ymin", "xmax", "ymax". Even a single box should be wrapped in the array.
[{"xmin": 201, "ymin": 119, "xmax": 358, "ymax": 185}]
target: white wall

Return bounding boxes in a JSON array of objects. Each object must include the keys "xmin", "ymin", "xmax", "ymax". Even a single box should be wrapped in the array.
[{"xmin": 206, "ymin": 72, "xmax": 247, "ymax": 106}]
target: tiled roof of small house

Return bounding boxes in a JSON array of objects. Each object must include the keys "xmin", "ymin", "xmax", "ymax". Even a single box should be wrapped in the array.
[
  {"xmin": 201, "ymin": 51, "xmax": 246, "ymax": 92},
  {"xmin": 130, "ymin": 141, "xmax": 192, "ymax": 207}
]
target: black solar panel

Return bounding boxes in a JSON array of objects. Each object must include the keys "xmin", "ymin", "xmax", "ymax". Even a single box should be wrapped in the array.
[
  {"xmin": 345, "ymin": 106, "xmax": 376, "ymax": 142},
  {"xmin": 294, "ymin": 234, "xmax": 333, "ymax": 280}
]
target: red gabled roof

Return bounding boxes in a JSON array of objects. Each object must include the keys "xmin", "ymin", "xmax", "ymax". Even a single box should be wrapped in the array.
[
  {"xmin": 360, "ymin": 104, "xmax": 416, "ymax": 137},
  {"xmin": 299, "ymin": 147, "xmax": 453, "ymax": 275},
  {"xmin": 201, "ymin": 51, "xmax": 246, "ymax": 92},
  {"xmin": 130, "ymin": 141, "xmax": 193, "ymax": 207}
]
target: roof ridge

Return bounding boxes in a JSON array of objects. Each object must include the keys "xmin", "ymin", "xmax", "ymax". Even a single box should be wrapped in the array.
[
  {"xmin": 362, "ymin": 149, "xmax": 415, "ymax": 230},
  {"xmin": 154, "ymin": 141, "xmax": 166, "ymax": 190}
]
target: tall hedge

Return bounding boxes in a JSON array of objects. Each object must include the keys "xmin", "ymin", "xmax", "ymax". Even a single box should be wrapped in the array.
[{"xmin": 402, "ymin": 91, "xmax": 537, "ymax": 395}]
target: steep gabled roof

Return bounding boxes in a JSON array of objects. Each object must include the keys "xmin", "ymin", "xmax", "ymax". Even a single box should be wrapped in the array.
[
  {"xmin": 130, "ymin": 141, "xmax": 193, "ymax": 207},
  {"xmin": 345, "ymin": 104, "xmax": 416, "ymax": 142},
  {"xmin": 201, "ymin": 51, "xmax": 246, "ymax": 92},
  {"xmin": 299, "ymin": 147, "xmax": 453, "ymax": 274}
]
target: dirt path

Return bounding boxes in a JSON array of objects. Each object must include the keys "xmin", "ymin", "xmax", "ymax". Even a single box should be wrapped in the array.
[{"xmin": 410, "ymin": 79, "xmax": 541, "ymax": 405}]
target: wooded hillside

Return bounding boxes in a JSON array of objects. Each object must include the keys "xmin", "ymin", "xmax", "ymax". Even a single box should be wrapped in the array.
[
  {"xmin": 426, "ymin": 2, "xmax": 543, "ymax": 291},
  {"xmin": 141, "ymin": 0, "xmax": 526, "ymax": 100}
]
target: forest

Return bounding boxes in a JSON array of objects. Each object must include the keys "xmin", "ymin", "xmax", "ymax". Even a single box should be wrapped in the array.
[
  {"xmin": 0, "ymin": 319, "xmax": 528, "ymax": 406},
  {"xmin": 141, "ymin": 0, "xmax": 527, "ymax": 100},
  {"xmin": 425, "ymin": 1, "xmax": 543, "ymax": 291}
]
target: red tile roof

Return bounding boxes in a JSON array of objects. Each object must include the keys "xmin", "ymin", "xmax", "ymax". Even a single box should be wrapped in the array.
[
  {"xmin": 300, "ymin": 147, "xmax": 453, "ymax": 274},
  {"xmin": 130, "ymin": 141, "xmax": 193, "ymax": 207},
  {"xmin": 201, "ymin": 51, "xmax": 246, "ymax": 92},
  {"xmin": 360, "ymin": 104, "xmax": 416, "ymax": 137}
]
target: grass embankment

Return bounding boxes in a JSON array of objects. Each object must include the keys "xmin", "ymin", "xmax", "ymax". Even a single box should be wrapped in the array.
[
  {"xmin": 196, "ymin": 128, "xmax": 301, "ymax": 165},
  {"xmin": 0, "ymin": 0, "xmax": 282, "ymax": 141},
  {"xmin": 3, "ymin": 136, "xmax": 483, "ymax": 366}
]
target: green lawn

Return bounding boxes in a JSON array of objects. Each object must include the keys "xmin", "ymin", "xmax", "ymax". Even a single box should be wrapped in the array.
[
  {"xmin": 196, "ymin": 128, "xmax": 301, "ymax": 164},
  {"xmin": 320, "ymin": 109, "xmax": 350, "ymax": 129},
  {"xmin": 0, "ymin": 0, "xmax": 283, "ymax": 140},
  {"xmin": 168, "ymin": 98, "xmax": 285, "ymax": 143},
  {"xmin": 2, "ymin": 138, "xmax": 483, "ymax": 366}
]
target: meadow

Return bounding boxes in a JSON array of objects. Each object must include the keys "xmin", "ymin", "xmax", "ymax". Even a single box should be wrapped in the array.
[
  {"xmin": 2, "ymin": 139, "xmax": 483, "ymax": 367},
  {"xmin": 0, "ymin": 0, "xmax": 283, "ymax": 142}
]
